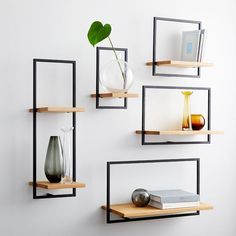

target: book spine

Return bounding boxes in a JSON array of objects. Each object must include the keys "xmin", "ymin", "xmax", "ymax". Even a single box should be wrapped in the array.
[
  {"xmin": 149, "ymin": 200, "xmax": 162, "ymax": 209},
  {"xmin": 197, "ymin": 32, "xmax": 203, "ymax": 61},
  {"xmin": 200, "ymin": 30, "xmax": 207, "ymax": 61},
  {"xmin": 197, "ymin": 30, "xmax": 205, "ymax": 62},
  {"xmin": 150, "ymin": 195, "xmax": 161, "ymax": 202}
]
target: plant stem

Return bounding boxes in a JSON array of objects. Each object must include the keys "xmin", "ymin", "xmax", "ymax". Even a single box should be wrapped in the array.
[{"xmin": 108, "ymin": 37, "xmax": 126, "ymax": 90}]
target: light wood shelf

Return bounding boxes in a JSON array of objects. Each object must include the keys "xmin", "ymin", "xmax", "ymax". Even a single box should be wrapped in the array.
[
  {"xmin": 135, "ymin": 130, "xmax": 224, "ymax": 135},
  {"xmin": 28, "ymin": 181, "xmax": 86, "ymax": 189},
  {"xmin": 146, "ymin": 60, "xmax": 213, "ymax": 68},
  {"xmin": 29, "ymin": 107, "xmax": 85, "ymax": 113},
  {"xmin": 90, "ymin": 92, "xmax": 138, "ymax": 98},
  {"xmin": 102, "ymin": 202, "xmax": 213, "ymax": 218}
]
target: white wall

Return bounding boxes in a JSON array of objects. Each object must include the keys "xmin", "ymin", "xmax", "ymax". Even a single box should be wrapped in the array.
[{"xmin": 1, "ymin": 0, "xmax": 236, "ymax": 235}]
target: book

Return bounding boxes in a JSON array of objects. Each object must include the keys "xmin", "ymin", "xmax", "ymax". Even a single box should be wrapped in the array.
[
  {"xmin": 149, "ymin": 189, "xmax": 200, "ymax": 203},
  {"xmin": 148, "ymin": 199, "xmax": 200, "ymax": 209},
  {"xmin": 197, "ymin": 29, "xmax": 207, "ymax": 62},
  {"xmin": 181, "ymin": 30, "xmax": 201, "ymax": 61}
]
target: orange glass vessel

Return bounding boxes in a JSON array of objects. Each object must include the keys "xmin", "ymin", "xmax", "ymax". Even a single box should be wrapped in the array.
[{"xmin": 191, "ymin": 114, "xmax": 205, "ymax": 130}]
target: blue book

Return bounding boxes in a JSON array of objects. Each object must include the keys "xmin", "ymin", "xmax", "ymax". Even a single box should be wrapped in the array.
[{"xmin": 149, "ymin": 189, "xmax": 200, "ymax": 203}]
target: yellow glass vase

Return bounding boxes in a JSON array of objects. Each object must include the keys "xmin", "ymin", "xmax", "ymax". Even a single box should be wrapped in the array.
[{"xmin": 181, "ymin": 91, "xmax": 193, "ymax": 131}]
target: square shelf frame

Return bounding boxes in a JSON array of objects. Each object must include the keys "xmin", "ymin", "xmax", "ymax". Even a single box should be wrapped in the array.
[
  {"xmin": 152, "ymin": 17, "xmax": 202, "ymax": 78},
  {"xmin": 32, "ymin": 58, "xmax": 78, "ymax": 199},
  {"xmin": 140, "ymin": 85, "xmax": 211, "ymax": 145},
  {"xmin": 105, "ymin": 158, "xmax": 200, "ymax": 224},
  {"xmin": 95, "ymin": 47, "xmax": 128, "ymax": 109}
]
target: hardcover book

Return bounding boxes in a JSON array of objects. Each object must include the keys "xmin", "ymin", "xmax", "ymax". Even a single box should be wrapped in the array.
[
  {"xmin": 149, "ymin": 189, "xmax": 200, "ymax": 203},
  {"xmin": 148, "ymin": 199, "xmax": 200, "ymax": 209}
]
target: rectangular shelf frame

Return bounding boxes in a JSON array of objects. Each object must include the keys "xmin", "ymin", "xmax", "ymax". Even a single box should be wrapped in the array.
[
  {"xmin": 105, "ymin": 158, "xmax": 201, "ymax": 224},
  {"xmin": 102, "ymin": 202, "xmax": 213, "ymax": 219},
  {"xmin": 152, "ymin": 17, "xmax": 202, "ymax": 78},
  {"xmin": 95, "ymin": 47, "xmax": 129, "ymax": 109},
  {"xmin": 146, "ymin": 60, "xmax": 213, "ymax": 68},
  {"xmin": 28, "ymin": 181, "xmax": 86, "ymax": 189},
  {"xmin": 140, "ymin": 85, "xmax": 212, "ymax": 145},
  {"xmin": 32, "ymin": 58, "xmax": 78, "ymax": 199},
  {"xmin": 29, "ymin": 107, "xmax": 85, "ymax": 113}
]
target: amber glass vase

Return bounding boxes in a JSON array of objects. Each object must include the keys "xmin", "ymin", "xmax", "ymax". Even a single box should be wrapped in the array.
[
  {"xmin": 191, "ymin": 114, "xmax": 205, "ymax": 130},
  {"xmin": 181, "ymin": 91, "xmax": 193, "ymax": 130}
]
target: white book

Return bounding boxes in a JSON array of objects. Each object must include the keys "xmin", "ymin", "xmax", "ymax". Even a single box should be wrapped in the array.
[
  {"xmin": 149, "ymin": 199, "xmax": 200, "ymax": 209},
  {"xmin": 149, "ymin": 189, "xmax": 200, "ymax": 203}
]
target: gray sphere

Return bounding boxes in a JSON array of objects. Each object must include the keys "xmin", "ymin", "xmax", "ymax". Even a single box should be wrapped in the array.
[{"xmin": 131, "ymin": 188, "xmax": 150, "ymax": 207}]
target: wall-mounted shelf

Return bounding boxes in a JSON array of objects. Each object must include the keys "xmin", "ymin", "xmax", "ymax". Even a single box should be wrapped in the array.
[
  {"xmin": 146, "ymin": 60, "xmax": 213, "ymax": 68},
  {"xmin": 94, "ymin": 47, "xmax": 135, "ymax": 109},
  {"xmin": 135, "ymin": 130, "xmax": 223, "ymax": 135},
  {"xmin": 28, "ymin": 181, "xmax": 86, "ymax": 189},
  {"xmin": 90, "ymin": 92, "xmax": 138, "ymax": 98},
  {"xmin": 29, "ymin": 107, "xmax": 85, "ymax": 113},
  {"xmin": 138, "ymin": 85, "xmax": 221, "ymax": 145},
  {"xmin": 105, "ymin": 158, "xmax": 206, "ymax": 224},
  {"xmin": 152, "ymin": 17, "xmax": 208, "ymax": 78},
  {"xmin": 31, "ymin": 58, "xmax": 84, "ymax": 199},
  {"xmin": 102, "ymin": 202, "xmax": 213, "ymax": 219}
]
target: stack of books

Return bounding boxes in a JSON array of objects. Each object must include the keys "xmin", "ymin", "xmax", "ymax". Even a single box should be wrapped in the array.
[{"xmin": 148, "ymin": 189, "xmax": 200, "ymax": 209}]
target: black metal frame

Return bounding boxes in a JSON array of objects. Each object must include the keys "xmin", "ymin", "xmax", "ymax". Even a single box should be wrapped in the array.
[
  {"xmin": 32, "ymin": 58, "xmax": 77, "ymax": 199},
  {"xmin": 152, "ymin": 17, "xmax": 202, "ymax": 78},
  {"xmin": 96, "ymin": 47, "xmax": 128, "ymax": 109},
  {"xmin": 141, "ymin": 85, "xmax": 211, "ymax": 145},
  {"xmin": 106, "ymin": 158, "xmax": 200, "ymax": 223}
]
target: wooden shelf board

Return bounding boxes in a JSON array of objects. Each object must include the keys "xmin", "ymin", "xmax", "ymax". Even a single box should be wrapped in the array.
[
  {"xmin": 29, "ymin": 107, "xmax": 85, "ymax": 113},
  {"xmin": 146, "ymin": 60, "xmax": 213, "ymax": 68},
  {"xmin": 28, "ymin": 181, "xmax": 86, "ymax": 189},
  {"xmin": 90, "ymin": 92, "xmax": 138, "ymax": 98},
  {"xmin": 135, "ymin": 130, "xmax": 224, "ymax": 135},
  {"xmin": 102, "ymin": 202, "xmax": 213, "ymax": 218}
]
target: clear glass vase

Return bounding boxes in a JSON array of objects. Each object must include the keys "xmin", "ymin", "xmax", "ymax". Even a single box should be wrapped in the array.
[
  {"xmin": 44, "ymin": 136, "xmax": 63, "ymax": 183},
  {"xmin": 100, "ymin": 59, "xmax": 134, "ymax": 93},
  {"xmin": 61, "ymin": 127, "xmax": 74, "ymax": 184},
  {"xmin": 181, "ymin": 91, "xmax": 193, "ymax": 131}
]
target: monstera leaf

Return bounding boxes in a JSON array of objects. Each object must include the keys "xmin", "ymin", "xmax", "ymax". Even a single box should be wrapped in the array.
[{"xmin": 87, "ymin": 21, "xmax": 112, "ymax": 46}]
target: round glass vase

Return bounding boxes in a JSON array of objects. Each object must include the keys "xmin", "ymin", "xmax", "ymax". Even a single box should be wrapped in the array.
[
  {"xmin": 100, "ymin": 59, "xmax": 134, "ymax": 93},
  {"xmin": 191, "ymin": 114, "xmax": 205, "ymax": 130},
  {"xmin": 61, "ymin": 127, "xmax": 74, "ymax": 184},
  {"xmin": 181, "ymin": 91, "xmax": 193, "ymax": 131},
  {"xmin": 44, "ymin": 136, "xmax": 63, "ymax": 183}
]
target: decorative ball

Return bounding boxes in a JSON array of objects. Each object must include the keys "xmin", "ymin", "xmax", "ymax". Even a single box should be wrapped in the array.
[
  {"xmin": 100, "ymin": 59, "xmax": 134, "ymax": 93},
  {"xmin": 131, "ymin": 188, "xmax": 150, "ymax": 207}
]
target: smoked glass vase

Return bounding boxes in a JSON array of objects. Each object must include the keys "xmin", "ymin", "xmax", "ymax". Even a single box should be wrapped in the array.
[
  {"xmin": 181, "ymin": 91, "xmax": 193, "ymax": 131},
  {"xmin": 61, "ymin": 127, "xmax": 74, "ymax": 184},
  {"xmin": 44, "ymin": 136, "xmax": 63, "ymax": 183}
]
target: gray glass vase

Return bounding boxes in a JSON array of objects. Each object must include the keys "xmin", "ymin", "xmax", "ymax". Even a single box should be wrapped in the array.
[{"xmin": 44, "ymin": 136, "xmax": 63, "ymax": 183}]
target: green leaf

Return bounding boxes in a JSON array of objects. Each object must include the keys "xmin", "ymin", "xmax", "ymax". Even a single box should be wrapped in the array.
[{"xmin": 87, "ymin": 21, "xmax": 112, "ymax": 46}]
